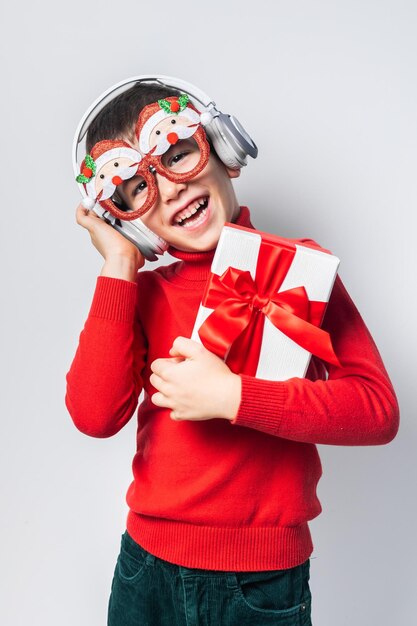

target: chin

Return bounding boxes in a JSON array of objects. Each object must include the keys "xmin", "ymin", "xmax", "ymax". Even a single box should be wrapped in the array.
[
  {"xmin": 198, "ymin": 228, "xmax": 224, "ymax": 251},
  {"xmin": 177, "ymin": 239, "xmax": 218, "ymax": 253}
]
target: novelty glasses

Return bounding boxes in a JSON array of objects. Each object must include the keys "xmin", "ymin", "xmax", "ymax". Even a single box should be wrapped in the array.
[{"xmin": 76, "ymin": 94, "xmax": 211, "ymax": 221}]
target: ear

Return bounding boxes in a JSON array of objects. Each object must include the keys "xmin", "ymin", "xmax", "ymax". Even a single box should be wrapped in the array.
[{"xmin": 226, "ymin": 166, "xmax": 241, "ymax": 179}]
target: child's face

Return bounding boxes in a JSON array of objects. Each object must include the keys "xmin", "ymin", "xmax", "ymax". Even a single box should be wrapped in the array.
[{"xmin": 118, "ymin": 143, "xmax": 241, "ymax": 252}]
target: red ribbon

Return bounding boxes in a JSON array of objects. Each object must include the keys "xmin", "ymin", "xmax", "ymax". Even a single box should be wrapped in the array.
[{"xmin": 198, "ymin": 242, "xmax": 340, "ymax": 376}]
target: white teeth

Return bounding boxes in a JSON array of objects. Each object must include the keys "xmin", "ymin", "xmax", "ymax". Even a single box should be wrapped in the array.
[
  {"xmin": 175, "ymin": 198, "xmax": 208, "ymax": 224},
  {"xmin": 181, "ymin": 207, "xmax": 208, "ymax": 228}
]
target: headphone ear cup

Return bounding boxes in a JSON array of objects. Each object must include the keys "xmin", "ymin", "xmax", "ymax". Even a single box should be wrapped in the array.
[
  {"xmin": 205, "ymin": 117, "xmax": 244, "ymax": 170},
  {"xmin": 113, "ymin": 218, "xmax": 168, "ymax": 260}
]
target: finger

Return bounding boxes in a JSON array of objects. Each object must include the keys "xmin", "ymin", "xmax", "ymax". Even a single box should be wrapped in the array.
[
  {"xmin": 150, "ymin": 357, "xmax": 178, "ymax": 377},
  {"xmin": 75, "ymin": 204, "xmax": 89, "ymax": 225},
  {"xmin": 170, "ymin": 337, "xmax": 205, "ymax": 359},
  {"xmin": 151, "ymin": 391, "xmax": 173, "ymax": 408},
  {"xmin": 166, "ymin": 356, "xmax": 185, "ymax": 364},
  {"xmin": 149, "ymin": 372, "xmax": 170, "ymax": 394},
  {"xmin": 75, "ymin": 203, "xmax": 100, "ymax": 227}
]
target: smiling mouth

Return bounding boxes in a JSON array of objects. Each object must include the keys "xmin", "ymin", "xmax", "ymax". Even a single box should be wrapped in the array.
[{"xmin": 173, "ymin": 197, "xmax": 209, "ymax": 227}]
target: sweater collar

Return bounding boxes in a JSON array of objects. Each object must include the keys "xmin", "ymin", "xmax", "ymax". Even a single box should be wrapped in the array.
[{"xmin": 167, "ymin": 206, "xmax": 254, "ymax": 282}]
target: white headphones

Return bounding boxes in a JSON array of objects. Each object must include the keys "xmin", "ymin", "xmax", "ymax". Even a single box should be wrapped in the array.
[{"xmin": 72, "ymin": 75, "xmax": 258, "ymax": 261}]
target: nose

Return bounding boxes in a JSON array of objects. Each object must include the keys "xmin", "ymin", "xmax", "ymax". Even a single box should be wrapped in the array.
[{"xmin": 155, "ymin": 172, "xmax": 187, "ymax": 203}]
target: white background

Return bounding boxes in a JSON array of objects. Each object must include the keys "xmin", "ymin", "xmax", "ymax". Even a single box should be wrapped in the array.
[{"xmin": 1, "ymin": 1, "xmax": 416, "ymax": 624}]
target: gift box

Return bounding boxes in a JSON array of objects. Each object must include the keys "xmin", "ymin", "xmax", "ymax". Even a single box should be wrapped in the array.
[{"xmin": 191, "ymin": 223, "xmax": 340, "ymax": 380}]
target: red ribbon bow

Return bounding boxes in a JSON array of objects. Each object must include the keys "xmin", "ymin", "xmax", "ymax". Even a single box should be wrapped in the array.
[{"xmin": 198, "ymin": 242, "xmax": 340, "ymax": 376}]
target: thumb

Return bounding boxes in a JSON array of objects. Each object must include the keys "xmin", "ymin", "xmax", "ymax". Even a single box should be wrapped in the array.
[{"xmin": 169, "ymin": 336, "xmax": 205, "ymax": 359}]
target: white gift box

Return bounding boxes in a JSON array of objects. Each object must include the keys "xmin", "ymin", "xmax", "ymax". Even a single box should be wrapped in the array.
[{"xmin": 191, "ymin": 224, "xmax": 340, "ymax": 381}]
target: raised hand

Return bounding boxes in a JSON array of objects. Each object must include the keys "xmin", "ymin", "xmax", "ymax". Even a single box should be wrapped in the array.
[{"xmin": 75, "ymin": 203, "xmax": 144, "ymax": 281}]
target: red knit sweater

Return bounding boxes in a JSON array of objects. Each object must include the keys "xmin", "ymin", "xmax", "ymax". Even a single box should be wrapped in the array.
[{"xmin": 65, "ymin": 207, "xmax": 399, "ymax": 571}]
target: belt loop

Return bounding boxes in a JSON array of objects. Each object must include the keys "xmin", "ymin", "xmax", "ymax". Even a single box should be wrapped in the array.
[{"xmin": 225, "ymin": 573, "xmax": 238, "ymax": 590}]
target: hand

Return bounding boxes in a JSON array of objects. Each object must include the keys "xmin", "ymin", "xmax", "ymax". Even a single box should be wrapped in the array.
[
  {"xmin": 150, "ymin": 337, "xmax": 242, "ymax": 422},
  {"xmin": 76, "ymin": 204, "xmax": 145, "ymax": 280}
]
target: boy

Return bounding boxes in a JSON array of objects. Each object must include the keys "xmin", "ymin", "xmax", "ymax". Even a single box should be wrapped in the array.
[{"xmin": 66, "ymin": 79, "xmax": 399, "ymax": 626}]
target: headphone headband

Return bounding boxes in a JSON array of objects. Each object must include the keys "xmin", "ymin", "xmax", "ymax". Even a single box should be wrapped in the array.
[
  {"xmin": 72, "ymin": 75, "xmax": 257, "ymax": 177},
  {"xmin": 77, "ymin": 76, "xmax": 216, "ymax": 140}
]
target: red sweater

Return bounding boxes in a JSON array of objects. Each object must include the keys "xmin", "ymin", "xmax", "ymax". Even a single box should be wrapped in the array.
[{"xmin": 66, "ymin": 207, "xmax": 399, "ymax": 571}]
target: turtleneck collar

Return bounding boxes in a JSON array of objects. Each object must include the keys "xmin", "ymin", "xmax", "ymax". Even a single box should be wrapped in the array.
[{"xmin": 165, "ymin": 206, "xmax": 254, "ymax": 283}]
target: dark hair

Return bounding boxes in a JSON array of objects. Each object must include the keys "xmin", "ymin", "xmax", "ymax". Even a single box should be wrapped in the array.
[{"xmin": 86, "ymin": 82, "xmax": 181, "ymax": 153}]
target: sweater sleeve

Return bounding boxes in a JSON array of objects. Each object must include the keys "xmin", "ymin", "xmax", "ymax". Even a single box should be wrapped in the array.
[
  {"xmin": 65, "ymin": 276, "xmax": 147, "ymax": 438},
  {"xmin": 231, "ymin": 276, "xmax": 400, "ymax": 446}
]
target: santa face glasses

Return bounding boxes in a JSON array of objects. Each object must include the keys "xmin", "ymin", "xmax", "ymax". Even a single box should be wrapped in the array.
[{"xmin": 76, "ymin": 94, "xmax": 210, "ymax": 221}]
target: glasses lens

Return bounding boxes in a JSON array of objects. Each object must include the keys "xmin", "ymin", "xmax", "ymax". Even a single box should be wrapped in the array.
[
  {"xmin": 120, "ymin": 174, "xmax": 149, "ymax": 213},
  {"xmin": 113, "ymin": 137, "xmax": 204, "ymax": 217},
  {"xmin": 160, "ymin": 138, "xmax": 202, "ymax": 176}
]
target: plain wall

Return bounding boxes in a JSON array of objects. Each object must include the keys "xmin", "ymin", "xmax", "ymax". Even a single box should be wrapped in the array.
[{"xmin": 1, "ymin": 1, "xmax": 416, "ymax": 624}]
